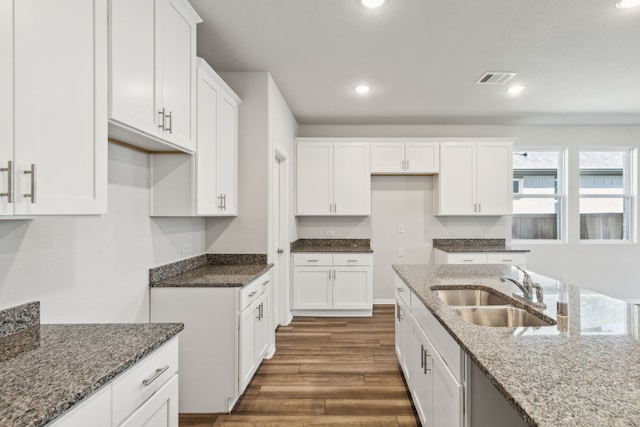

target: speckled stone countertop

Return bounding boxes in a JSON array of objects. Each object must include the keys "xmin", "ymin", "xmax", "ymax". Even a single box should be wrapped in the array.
[
  {"xmin": 291, "ymin": 239, "xmax": 373, "ymax": 253},
  {"xmin": 392, "ymin": 264, "xmax": 640, "ymax": 426},
  {"xmin": 433, "ymin": 238, "xmax": 530, "ymax": 253},
  {"xmin": 150, "ymin": 254, "xmax": 273, "ymax": 288},
  {"xmin": 0, "ymin": 322, "xmax": 183, "ymax": 427}
]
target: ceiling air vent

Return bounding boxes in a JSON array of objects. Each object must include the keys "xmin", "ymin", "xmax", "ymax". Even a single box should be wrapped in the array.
[{"xmin": 476, "ymin": 72, "xmax": 517, "ymax": 85}]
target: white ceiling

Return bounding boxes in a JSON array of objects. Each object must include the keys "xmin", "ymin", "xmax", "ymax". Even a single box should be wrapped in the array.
[{"xmin": 190, "ymin": 0, "xmax": 640, "ymax": 126}]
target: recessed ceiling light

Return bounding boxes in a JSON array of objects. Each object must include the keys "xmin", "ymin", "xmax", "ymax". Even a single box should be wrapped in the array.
[
  {"xmin": 360, "ymin": 0, "xmax": 386, "ymax": 8},
  {"xmin": 355, "ymin": 85, "xmax": 371, "ymax": 94},
  {"xmin": 507, "ymin": 85, "xmax": 526, "ymax": 95},
  {"xmin": 615, "ymin": 0, "xmax": 640, "ymax": 8}
]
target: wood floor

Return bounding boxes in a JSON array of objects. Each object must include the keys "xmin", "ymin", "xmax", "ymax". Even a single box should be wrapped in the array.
[{"xmin": 179, "ymin": 304, "xmax": 419, "ymax": 427}]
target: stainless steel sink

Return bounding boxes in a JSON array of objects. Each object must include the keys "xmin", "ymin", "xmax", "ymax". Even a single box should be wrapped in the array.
[
  {"xmin": 436, "ymin": 289, "xmax": 511, "ymax": 306},
  {"xmin": 454, "ymin": 306, "xmax": 556, "ymax": 327}
]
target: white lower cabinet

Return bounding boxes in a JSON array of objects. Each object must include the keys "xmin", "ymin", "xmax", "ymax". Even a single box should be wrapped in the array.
[
  {"xmin": 47, "ymin": 337, "xmax": 179, "ymax": 427},
  {"xmin": 150, "ymin": 271, "xmax": 275, "ymax": 413},
  {"xmin": 394, "ymin": 274, "xmax": 464, "ymax": 427},
  {"xmin": 292, "ymin": 253, "xmax": 372, "ymax": 316}
]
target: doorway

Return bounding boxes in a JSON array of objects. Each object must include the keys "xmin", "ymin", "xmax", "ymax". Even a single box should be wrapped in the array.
[{"xmin": 273, "ymin": 150, "xmax": 291, "ymax": 326}]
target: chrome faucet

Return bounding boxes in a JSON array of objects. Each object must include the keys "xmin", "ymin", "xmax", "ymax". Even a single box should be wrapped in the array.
[{"xmin": 500, "ymin": 266, "xmax": 546, "ymax": 309}]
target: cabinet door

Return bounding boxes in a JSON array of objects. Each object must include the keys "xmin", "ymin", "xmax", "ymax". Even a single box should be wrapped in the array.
[
  {"xmin": 216, "ymin": 93, "xmax": 239, "ymax": 215},
  {"xmin": 296, "ymin": 142, "xmax": 333, "ymax": 215},
  {"xmin": 239, "ymin": 302, "xmax": 258, "ymax": 391},
  {"xmin": 405, "ymin": 142, "xmax": 439, "ymax": 174},
  {"xmin": 0, "ymin": 0, "xmax": 13, "ymax": 216},
  {"xmin": 120, "ymin": 374, "xmax": 179, "ymax": 427},
  {"xmin": 412, "ymin": 322, "xmax": 434, "ymax": 427},
  {"xmin": 333, "ymin": 143, "xmax": 371, "ymax": 215},
  {"xmin": 371, "ymin": 142, "xmax": 405, "ymax": 174},
  {"xmin": 476, "ymin": 142, "xmax": 512, "ymax": 215},
  {"xmin": 158, "ymin": 0, "xmax": 198, "ymax": 152},
  {"xmin": 292, "ymin": 267, "xmax": 332, "ymax": 309},
  {"xmin": 333, "ymin": 266, "xmax": 372, "ymax": 310},
  {"xmin": 432, "ymin": 352, "xmax": 463, "ymax": 427},
  {"xmin": 109, "ymin": 0, "xmax": 158, "ymax": 139},
  {"xmin": 194, "ymin": 62, "xmax": 220, "ymax": 215},
  {"xmin": 437, "ymin": 143, "xmax": 476, "ymax": 215},
  {"xmin": 254, "ymin": 294, "xmax": 269, "ymax": 362},
  {"xmin": 13, "ymin": 0, "xmax": 107, "ymax": 215}
]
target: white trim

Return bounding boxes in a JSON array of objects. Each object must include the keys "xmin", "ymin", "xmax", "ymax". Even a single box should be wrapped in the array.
[
  {"xmin": 374, "ymin": 299, "xmax": 396, "ymax": 305},
  {"xmin": 291, "ymin": 309, "xmax": 373, "ymax": 317},
  {"xmin": 623, "ymin": 299, "xmax": 640, "ymax": 305}
]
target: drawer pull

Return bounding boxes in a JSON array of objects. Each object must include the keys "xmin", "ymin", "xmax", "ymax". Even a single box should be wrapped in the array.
[
  {"xmin": 347, "ymin": 259, "xmax": 358, "ymax": 262},
  {"xmin": 142, "ymin": 365, "xmax": 169, "ymax": 387},
  {"xmin": 502, "ymin": 259, "xmax": 513, "ymax": 262},
  {"xmin": 248, "ymin": 291, "xmax": 258, "ymax": 297},
  {"xmin": 262, "ymin": 281, "xmax": 269, "ymax": 286},
  {"xmin": 307, "ymin": 259, "xmax": 319, "ymax": 262},
  {"xmin": 462, "ymin": 259, "xmax": 473, "ymax": 262},
  {"xmin": 396, "ymin": 287, "xmax": 405, "ymax": 292}
]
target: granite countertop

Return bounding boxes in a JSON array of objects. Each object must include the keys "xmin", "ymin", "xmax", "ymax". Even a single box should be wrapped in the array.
[
  {"xmin": 291, "ymin": 238, "xmax": 373, "ymax": 253},
  {"xmin": 433, "ymin": 238, "xmax": 530, "ymax": 253},
  {"xmin": 392, "ymin": 264, "xmax": 640, "ymax": 426},
  {"xmin": 0, "ymin": 322, "xmax": 183, "ymax": 427},
  {"xmin": 149, "ymin": 253, "xmax": 273, "ymax": 288}
]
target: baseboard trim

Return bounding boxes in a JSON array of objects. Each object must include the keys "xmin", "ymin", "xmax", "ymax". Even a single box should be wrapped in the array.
[{"xmin": 374, "ymin": 299, "xmax": 395, "ymax": 305}]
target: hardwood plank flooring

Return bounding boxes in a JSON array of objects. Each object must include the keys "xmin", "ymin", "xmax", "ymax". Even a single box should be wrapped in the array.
[{"xmin": 180, "ymin": 305, "xmax": 419, "ymax": 427}]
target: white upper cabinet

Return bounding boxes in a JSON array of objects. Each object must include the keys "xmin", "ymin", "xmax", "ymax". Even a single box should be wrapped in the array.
[
  {"xmin": 150, "ymin": 58, "xmax": 240, "ymax": 217},
  {"xmin": 108, "ymin": 0, "xmax": 202, "ymax": 153},
  {"xmin": 1, "ymin": 0, "xmax": 108, "ymax": 217},
  {"xmin": 296, "ymin": 140, "xmax": 370, "ymax": 216},
  {"xmin": 434, "ymin": 140, "xmax": 513, "ymax": 216},
  {"xmin": 371, "ymin": 140, "xmax": 439, "ymax": 174}
]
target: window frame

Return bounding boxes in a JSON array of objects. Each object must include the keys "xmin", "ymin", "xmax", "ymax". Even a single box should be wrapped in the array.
[
  {"xmin": 511, "ymin": 147, "xmax": 567, "ymax": 244},
  {"xmin": 579, "ymin": 147, "xmax": 636, "ymax": 243}
]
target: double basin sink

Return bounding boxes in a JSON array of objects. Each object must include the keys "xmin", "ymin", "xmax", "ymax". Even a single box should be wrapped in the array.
[{"xmin": 435, "ymin": 289, "xmax": 555, "ymax": 328}]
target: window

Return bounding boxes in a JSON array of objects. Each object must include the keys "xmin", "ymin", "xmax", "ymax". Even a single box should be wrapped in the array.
[
  {"xmin": 579, "ymin": 149, "xmax": 635, "ymax": 241},
  {"xmin": 512, "ymin": 148, "xmax": 565, "ymax": 241}
]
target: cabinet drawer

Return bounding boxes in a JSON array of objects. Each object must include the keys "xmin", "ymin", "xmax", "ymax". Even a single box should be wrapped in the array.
[
  {"xmin": 333, "ymin": 253, "xmax": 372, "ymax": 266},
  {"xmin": 486, "ymin": 253, "xmax": 526, "ymax": 266},
  {"xmin": 446, "ymin": 253, "xmax": 487, "ymax": 264},
  {"xmin": 112, "ymin": 337, "xmax": 179, "ymax": 426},
  {"xmin": 240, "ymin": 272, "xmax": 270, "ymax": 311},
  {"xmin": 394, "ymin": 275, "xmax": 411, "ymax": 306},
  {"xmin": 292, "ymin": 253, "xmax": 333, "ymax": 266}
]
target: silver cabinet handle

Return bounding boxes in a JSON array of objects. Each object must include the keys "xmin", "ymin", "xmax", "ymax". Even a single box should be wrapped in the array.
[
  {"xmin": 218, "ymin": 194, "xmax": 224, "ymax": 210},
  {"xmin": 420, "ymin": 344, "xmax": 425, "ymax": 368},
  {"xmin": 1, "ymin": 160, "xmax": 13, "ymax": 203},
  {"xmin": 406, "ymin": 160, "xmax": 410, "ymax": 170},
  {"xmin": 222, "ymin": 194, "xmax": 226, "ymax": 210},
  {"xmin": 478, "ymin": 203, "xmax": 481, "ymax": 213},
  {"xmin": 248, "ymin": 291, "xmax": 258, "ymax": 297},
  {"xmin": 396, "ymin": 287, "xmax": 405, "ymax": 292},
  {"xmin": 347, "ymin": 259, "xmax": 357, "ymax": 262},
  {"xmin": 307, "ymin": 259, "xmax": 319, "ymax": 262},
  {"xmin": 23, "ymin": 164, "xmax": 36, "ymax": 203},
  {"xmin": 424, "ymin": 349, "xmax": 430, "ymax": 374},
  {"xmin": 262, "ymin": 280, "xmax": 269, "ymax": 286},
  {"xmin": 502, "ymin": 259, "xmax": 513, "ymax": 262},
  {"xmin": 165, "ymin": 111, "xmax": 173, "ymax": 134},
  {"xmin": 142, "ymin": 365, "xmax": 169, "ymax": 387},
  {"xmin": 334, "ymin": 202, "xmax": 337, "ymax": 213},
  {"xmin": 462, "ymin": 259, "xmax": 474, "ymax": 262},
  {"xmin": 329, "ymin": 202, "xmax": 332, "ymax": 213},
  {"xmin": 158, "ymin": 108, "xmax": 166, "ymax": 130}
]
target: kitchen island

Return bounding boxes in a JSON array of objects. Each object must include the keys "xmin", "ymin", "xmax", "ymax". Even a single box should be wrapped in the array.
[{"xmin": 393, "ymin": 264, "xmax": 640, "ymax": 427}]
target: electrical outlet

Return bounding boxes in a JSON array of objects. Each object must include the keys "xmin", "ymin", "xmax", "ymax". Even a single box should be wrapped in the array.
[
  {"xmin": 398, "ymin": 224, "xmax": 405, "ymax": 233},
  {"xmin": 325, "ymin": 230, "xmax": 335, "ymax": 237},
  {"xmin": 474, "ymin": 231, "xmax": 483, "ymax": 237},
  {"xmin": 181, "ymin": 243, "xmax": 191, "ymax": 254},
  {"xmin": 398, "ymin": 248, "xmax": 404, "ymax": 257},
  {"xmin": 447, "ymin": 231, "xmax": 455, "ymax": 237}
]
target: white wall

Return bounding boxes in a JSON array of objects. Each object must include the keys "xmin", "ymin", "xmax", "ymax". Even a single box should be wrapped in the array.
[
  {"xmin": 298, "ymin": 124, "xmax": 640, "ymax": 300},
  {"xmin": 0, "ymin": 144, "xmax": 206, "ymax": 323}
]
